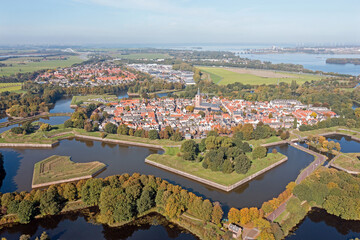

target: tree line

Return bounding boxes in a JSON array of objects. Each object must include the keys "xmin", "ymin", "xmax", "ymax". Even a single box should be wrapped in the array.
[{"xmin": 0, "ymin": 173, "xmax": 229, "ymax": 240}]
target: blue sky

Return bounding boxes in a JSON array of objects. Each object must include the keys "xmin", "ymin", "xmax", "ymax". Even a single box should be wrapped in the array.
[{"xmin": 1, "ymin": 0, "xmax": 359, "ymax": 45}]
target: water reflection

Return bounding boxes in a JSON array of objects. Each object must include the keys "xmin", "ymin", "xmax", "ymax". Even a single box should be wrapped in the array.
[
  {"xmin": 287, "ymin": 208, "xmax": 360, "ymax": 240},
  {"xmin": 0, "ymin": 209, "xmax": 197, "ymax": 240}
]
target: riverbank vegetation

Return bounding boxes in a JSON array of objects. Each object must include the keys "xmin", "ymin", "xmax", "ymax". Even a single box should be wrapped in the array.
[{"xmin": 0, "ymin": 173, "xmax": 230, "ymax": 240}]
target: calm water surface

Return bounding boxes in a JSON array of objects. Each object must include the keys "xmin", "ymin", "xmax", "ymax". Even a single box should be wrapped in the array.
[
  {"xmin": 286, "ymin": 208, "xmax": 360, "ymax": 240},
  {"xmin": 0, "ymin": 210, "xmax": 197, "ymax": 240}
]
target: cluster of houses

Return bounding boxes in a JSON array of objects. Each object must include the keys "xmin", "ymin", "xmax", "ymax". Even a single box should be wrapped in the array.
[
  {"xmin": 222, "ymin": 98, "xmax": 337, "ymax": 129},
  {"xmin": 127, "ymin": 64, "xmax": 196, "ymax": 85},
  {"xmin": 95, "ymin": 90, "xmax": 337, "ymax": 138},
  {"xmin": 35, "ymin": 62, "xmax": 137, "ymax": 87}
]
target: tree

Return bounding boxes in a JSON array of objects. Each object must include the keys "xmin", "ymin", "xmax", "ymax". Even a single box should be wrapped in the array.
[
  {"xmin": 40, "ymin": 123, "xmax": 52, "ymax": 132},
  {"xmin": 104, "ymin": 122, "xmax": 117, "ymax": 134},
  {"xmin": 64, "ymin": 119, "xmax": 73, "ymax": 128},
  {"xmin": 201, "ymin": 199, "xmax": 213, "ymax": 222},
  {"xmin": 211, "ymin": 204, "xmax": 223, "ymax": 225},
  {"xmin": 63, "ymin": 183, "xmax": 77, "ymax": 201},
  {"xmin": 84, "ymin": 122, "xmax": 93, "ymax": 132},
  {"xmin": 17, "ymin": 200, "xmax": 36, "ymax": 223},
  {"xmin": 81, "ymin": 178, "xmax": 104, "ymax": 206},
  {"xmin": 117, "ymin": 124, "xmax": 130, "ymax": 135},
  {"xmin": 137, "ymin": 186, "xmax": 155, "ymax": 213},
  {"xmin": 40, "ymin": 186, "xmax": 61, "ymax": 215},
  {"xmin": 148, "ymin": 130, "xmax": 159, "ymax": 140},
  {"xmin": 252, "ymin": 146, "xmax": 267, "ymax": 159},
  {"xmin": 222, "ymin": 159, "xmax": 234, "ymax": 174},
  {"xmin": 234, "ymin": 154, "xmax": 251, "ymax": 174},
  {"xmin": 228, "ymin": 207, "xmax": 240, "ymax": 224},
  {"xmin": 180, "ymin": 140, "xmax": 199, "ymax": 161},
  {"xmin": 40, "ymin": 231, "xmax": 50, "ymax": 240}
]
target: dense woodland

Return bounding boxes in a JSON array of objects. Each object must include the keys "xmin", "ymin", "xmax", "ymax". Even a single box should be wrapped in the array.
[{"xmin": 0, "ymin": 173, "xmax": 229, "ymax": 240}]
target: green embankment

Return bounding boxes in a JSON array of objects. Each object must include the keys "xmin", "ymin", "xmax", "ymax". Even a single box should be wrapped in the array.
[
  {"xmin": 147, "ymin": 151, "xmax": 285, "ymax": 186},
  {"xmin": 32, "ymin": 155, "xmax": 106, "ymax": 186}
]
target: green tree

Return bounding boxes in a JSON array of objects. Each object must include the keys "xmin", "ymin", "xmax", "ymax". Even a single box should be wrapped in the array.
[
  {"xmin": 104, "ymin": 122, "xmax": 117, "ymax": 134},
  {"xmin": 64, "ymin": 119, "xmax": 73, "ymax": 128},
  {"xmin": 63, "ymin": 183, "xmax": 77, "ymax": 201},
  {"xmin": 17, "ymin": 200, "xmax": 36, "ymax": 223},
  {"xmin": 117, "ymin": 124, "xmax": 130, "ymax": 135},
  {"xmin": 180, "ymin": 140, "xmax": 199, "ymax": 161},
  {"xmin": 137, "ymin": 186, "xmax": 155, "ymax": 213},
  {"xmin": 81, "ymin": 178, "xmax": 104, "ymax": 206},
  {"xmin": 40, "ymin": 186, "xmax": 61, "ymax": 215},
  {"xmin": 222, "ymin": 159, "xmax": 234, "ymax": 174},
  {"xmin": 148, "ymin": 130, "xmax": 159, "ymax": 140},
  {"xmin": 40, "ymin": 123, "xmax": 52, "ymax": 132},
  {"xmin": 252, "ymin": 146, "xmax": 267, "ymax": 159},
  {"xmin": 234, "ymin": 154, "xmax": 251, "ymax": 174}
]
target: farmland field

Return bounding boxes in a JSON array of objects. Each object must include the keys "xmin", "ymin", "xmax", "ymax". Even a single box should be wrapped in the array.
[
  {"xmin": 32, "ymin": 155, "xmax": 106, "ymax": 186},
  {"xmin": 0, "ymin": 56, "xmax": 83, "ymax": 76},
  {"xmin": 0, "ymin": 82, "xmax": 22, "ymax": 93},
  {"xmin": 199, "ymin": 66, "xmax": 325, "ymax": 85}
]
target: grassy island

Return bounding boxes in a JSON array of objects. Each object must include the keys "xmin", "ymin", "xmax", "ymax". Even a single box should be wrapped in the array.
[
  {"xmin": 71, "ymin": 94, "xmax": 118, "ymax": 106},
  {"xmin": 32, "ymin": 155, "xmax": 106, "ymax": 188},
  {"xmin": 332, "ymin": 153, "xmax": 360, "ymax": 173},
  {"xmin": 147, "ymin": 148, "xmax": 286, "ymax": 188}
]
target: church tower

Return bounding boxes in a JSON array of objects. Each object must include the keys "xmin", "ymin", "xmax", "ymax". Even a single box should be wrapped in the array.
[{"xmin": 195, "ymin": 88, "xmax": 201, "ymax": 107}]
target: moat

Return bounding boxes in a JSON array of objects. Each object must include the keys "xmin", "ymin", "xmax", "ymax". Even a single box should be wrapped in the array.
[{"xmin": 1, "ymin": 98, "xmax": 360, "ymax": 239}]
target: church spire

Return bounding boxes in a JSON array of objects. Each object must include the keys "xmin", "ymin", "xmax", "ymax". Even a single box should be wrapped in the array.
[{"xmin": 197, "ymin": 88, "xmax": 200, "ymax": 95}]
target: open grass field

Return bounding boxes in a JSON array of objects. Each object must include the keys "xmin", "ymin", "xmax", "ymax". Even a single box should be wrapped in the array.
[
  {"xmin": 333, "ymin": 153, "xmax": 360, "ymax": 172},
  {"xmin": 71, "ymin": 94, "xmax": 118, "ymax": 105},
  {"xmin": 32, "ymin": 155, "xmax": 106, "ymax": 186},
  {"xmin": 0, "ymin": 82, "xmax": 22, "ymax": 93},
  {"xmin": 112, "ymin": 53, "xmax": 171, "ymax": 60},
  {"xmin": 147, "ymin": 151, "xmax": 285, "ymax": 186},
  {"xmin": 0, "ymin": 56, "xmax": 83, "ymax": 76},
  {"xmin": 199, "ymin": 66, "xmax": 325, "ymax": 85}
]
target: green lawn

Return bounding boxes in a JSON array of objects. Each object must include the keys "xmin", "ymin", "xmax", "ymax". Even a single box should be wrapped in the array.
[
  {"xmin": 199, "ymin": 67, "xmax": 324, "ymax": 85},
  {"xmin": 333, "ymin": 153, "xmax": 360, "ymax": 172},
  {"xmin": 32, "ymin": 155, "xmax": 106, "ymax": 186},
  {"xmin": 0, "ymin": 56, "xmax": 83, "ymax": 76},
  {"xmin": 248, "ymin": 136, "xmax": 283, "ymax": 147},
  {"xmin": 0, "ymin": 124, "xmax": 184, "ymax": 147},
  {"xmin": 71, "ymin": 94, "xmax": 118, "ymax": 105},
  {"xmin": 147, "ymin": 152, "xmax": 285, "ymax": 186}
]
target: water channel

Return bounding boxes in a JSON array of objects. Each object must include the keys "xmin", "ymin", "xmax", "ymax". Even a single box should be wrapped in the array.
[{"xmin": 1, "ymin": 98, "xmax": 360, "ymax": 239}]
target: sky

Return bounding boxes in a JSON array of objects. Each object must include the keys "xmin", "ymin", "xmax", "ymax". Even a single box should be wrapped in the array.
[{"xmin": 1, "ymin": 0, "xmax": 359, "ymax": 46}]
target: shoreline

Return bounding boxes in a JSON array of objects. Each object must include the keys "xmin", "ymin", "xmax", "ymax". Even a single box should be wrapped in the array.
[{"xmin": 145, "ymin": 156, "xmax": 288, "ymax": 192}]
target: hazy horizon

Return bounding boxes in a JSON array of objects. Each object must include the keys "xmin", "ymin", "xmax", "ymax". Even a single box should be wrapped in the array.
[{"xmin": 1, "ymin": 0, "xmax": 359, "ymax": 45}]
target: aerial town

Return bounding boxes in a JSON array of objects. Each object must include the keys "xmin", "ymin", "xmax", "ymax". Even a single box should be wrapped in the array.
[
  {"xmin": 93, "ymin": 89, "xmax": 338, "ymax": 138},
  {"xmin": 1, "ymin": 1, "xmax": 360, "ymax": 240}
]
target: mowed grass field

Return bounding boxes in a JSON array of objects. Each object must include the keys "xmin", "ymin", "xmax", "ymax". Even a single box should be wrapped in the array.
[
  {"xmin": 147, "ymin": 151, "xmax": 285, "ymax": 186},
  {"xmin": 0, "ymin": 82, "xmax": 22, "ymax": 93},
  {"xmin": 71, "ymin": 94, "xmax": 118, "ymax": 105},
  {"xmin": 0, "ymin": 56, "xmax": 83, "ymax": 76},
  {"xmin": 199, "ymin": 66, "xmax": 325, "ymax": 85},
  {"xmin": 32, "ymin": 155, "xmax": 106, "ymax": 186},
  {"xmin": 112, "ymin": 53, "xmax": 172, "ymax": 60}
]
